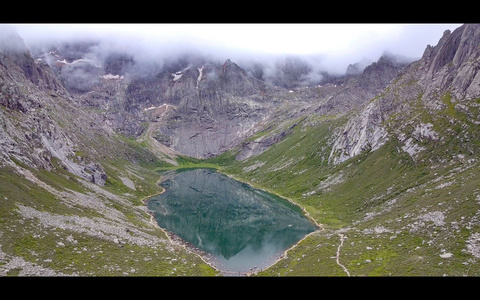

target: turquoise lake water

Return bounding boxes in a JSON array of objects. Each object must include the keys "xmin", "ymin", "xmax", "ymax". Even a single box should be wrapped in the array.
[{"xmin": 147, "ymin": 168, "xmax": 317, "ymax": 274}]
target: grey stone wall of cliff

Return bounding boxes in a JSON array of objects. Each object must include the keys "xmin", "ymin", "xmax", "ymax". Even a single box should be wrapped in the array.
[
  {"xmin": 0, "ymin": 25, "xmax": 107, "ymax": 185},
  {"xmin": 155, "ymin": 59, "xmax": 273, "ymax": 158},
  {"xmin": 329, "ymin": 24, "xmax": 480, "ymax": 164}
]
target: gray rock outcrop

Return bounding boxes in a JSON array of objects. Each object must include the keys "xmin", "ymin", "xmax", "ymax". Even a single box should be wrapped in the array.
[
  {"xmin": 0, "ymin": 25, "xmax": 108, "ymax": 185},
  {"xmin": 328, "ymin": 24, "xmax": 480, "ymax": 164}
]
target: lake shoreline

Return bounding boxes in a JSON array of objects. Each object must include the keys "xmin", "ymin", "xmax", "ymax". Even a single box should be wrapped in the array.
[
  {"xmin": 218, "ymin": 169, "xmax": 324, "ymax": 230},
  {"xmin": 143, "ymin": 167, "xmax": 323, "ymax": 277},
  {"xmin": 216, "ymin": 169, "xmax": 326, "ymax": 276}
]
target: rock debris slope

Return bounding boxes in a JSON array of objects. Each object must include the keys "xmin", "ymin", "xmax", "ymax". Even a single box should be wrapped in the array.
[{"xmin": 0, "ymin": 25, "xmax": 107, "ymax": 184}]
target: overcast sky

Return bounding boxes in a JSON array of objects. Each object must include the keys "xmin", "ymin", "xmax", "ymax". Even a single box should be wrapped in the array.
[{"xmin": 10, "ymin": 23, "xmax": 464, "ymax": 74}]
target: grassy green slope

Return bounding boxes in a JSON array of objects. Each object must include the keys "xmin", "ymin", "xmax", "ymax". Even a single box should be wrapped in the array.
[
  {"xmin": 4, "ymin": 78, "xmax": 480, "ymax": 276},
  {"xmin": 215, "ymin": 97, "xmax": 480, "ymax": 276},
  {"xmin": 0, "ymin": 136, "xmax": 218, "ymax": 276}
]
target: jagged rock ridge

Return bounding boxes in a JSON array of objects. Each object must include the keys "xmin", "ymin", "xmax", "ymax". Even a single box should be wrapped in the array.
[
  {"xmin": 328, "ymin": 24, "xmax": 480, "ymax": 164},
  {"xmin": 0, "ymin": 25, "xmax": 112, "ymax": 185},
  {"xmin": 26, "ymin": 37, "xmax": 415, "ymax": 160}
]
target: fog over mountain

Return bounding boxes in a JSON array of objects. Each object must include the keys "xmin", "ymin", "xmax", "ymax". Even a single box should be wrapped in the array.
[{"xmin": 12, "ymin": 23, "xmax": 462, "ymax": 77}]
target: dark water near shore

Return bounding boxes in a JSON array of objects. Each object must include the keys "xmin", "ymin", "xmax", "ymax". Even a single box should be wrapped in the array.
[{"xmin": 147, "ymin": 168, "xmax": 317, "ymax": 274}]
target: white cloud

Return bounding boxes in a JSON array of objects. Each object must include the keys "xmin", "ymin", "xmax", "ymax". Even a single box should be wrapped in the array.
[{"xmin": 10, "ymin": 23, "xmax": 464, "ymax": 74}]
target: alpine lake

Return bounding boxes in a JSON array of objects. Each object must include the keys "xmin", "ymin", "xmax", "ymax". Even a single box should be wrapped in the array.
[{"xmin": 146, "ymin": 168, "xmax": 319, "ymax": 275}]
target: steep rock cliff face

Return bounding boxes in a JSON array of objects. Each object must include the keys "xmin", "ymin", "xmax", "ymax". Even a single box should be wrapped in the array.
[
  {"xmin": 0, "ymin": 26, "xmax": 108, "ymax": 185},
  {"xmin": 154, "ymin": 59, "xmax": 277, "ymax": 158},
  {"xmin": 329, "ymin": 24, "xmax": 480, "ymax": 164},
  {"xmin": 232, "ymin": 54, "xmax": 411, "ymax": 161},
  {"xmin": 26, "ymin": 34, "xmax": 415, "ymax": 161},
  {"xmin": 22, "ymin": 27, "xmax": 448, "ymax": 164},
  {"xmin": 423, "ymin": 24, "xmax": 480, "ymax": 102},
  {"xmin": 60, "ymin": 51, "xmax": 281, "ymax": 158},
  {"xmin": 315, "ymin": 53, "xmax": 410, "ymax": 116}
]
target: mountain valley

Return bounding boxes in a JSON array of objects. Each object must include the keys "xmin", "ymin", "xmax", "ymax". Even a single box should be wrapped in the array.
[{"xmin": 1, "ymin": 24, "xmax": 480, "ymax": 276}]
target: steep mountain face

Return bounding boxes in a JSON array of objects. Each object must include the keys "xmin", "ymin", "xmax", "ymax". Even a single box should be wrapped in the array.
[
  {"xmin": 33, "ymin": 43, "xmax": 285, "ymax": 158},
  {"xmin": 145, "ymin": 58, "xmax": 277, "ymax": 158},
  {"xmin": 316, "ymin": 53, "xmax": 410, "ymax": 116},
  {"xmin": 29, "ymin": 38, "xmax": 412, "ymax": 160},
  {"xmin": 234, "ymin": 53, "xmax": 410, "ymax": 161},
  {"xmin": 0, "ymin": 26, "xmax": 109, "ymax": 185},
  {"xmin": 330, "ymin": 24, "xmax": 480, "ymax": 165}
]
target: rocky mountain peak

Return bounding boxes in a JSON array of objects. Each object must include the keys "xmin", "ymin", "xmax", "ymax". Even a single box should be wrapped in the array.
[
  {"xmin": 329, "ymin": 23, "xmax": 480, "ymax": 165},
  {"xmin": 424, "ymin": 24, "xmax": 480, "ymax": 81},
  {"xmin": 418, "ymin": 23, "xmax": 480, "ymax": 100},
  {"xmin": 0, "ymin": 25, "xmax": 26, "ymax": 53},
  {"xmin": 452, "ymin": 23, "xmax": 480, "ymax": 67},
  {"xmin": 0, "ymin": 25, "xmax": 40, "ymax": 86},
  {"xmin": 0, "ymin": 27, "xmax": 109, "ymax": 185},
  {"xmin": 0, "ymin": 25, "xmax": 64, "ymax": 93},
  {"xmin": 345, "ymin": 58, "xmax": 374, "ymax": 77},
  {"xmin": 221, "ymin": 58, "xmax": 248, "ymax": 76},
  {"xmin": 222, "ymin": 58, "xmax": 233, "ymax": 68}
]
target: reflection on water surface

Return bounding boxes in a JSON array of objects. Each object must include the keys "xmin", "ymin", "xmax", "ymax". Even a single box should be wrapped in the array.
[{"xmin": 147, "ymin": 168, "xmax": 317, "ymax": 274}]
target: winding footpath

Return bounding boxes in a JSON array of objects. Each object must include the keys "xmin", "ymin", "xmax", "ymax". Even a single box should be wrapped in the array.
[
  {"xmin": 336, "ymin": 233, "xmax": 351, "ymax": 276},
  {"xmin": 139, "ymin": 103, "xmax": 178, "ymax": 165}
]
